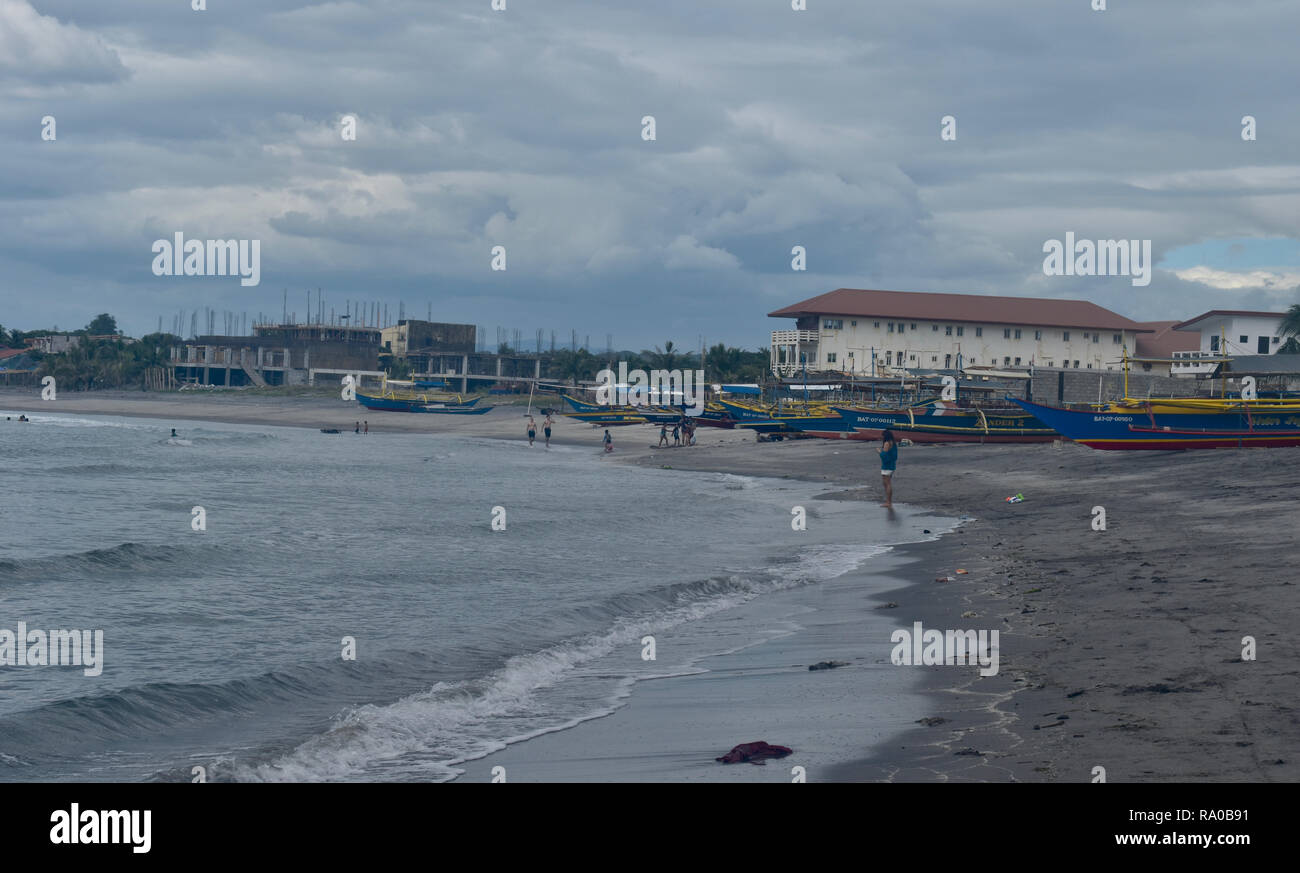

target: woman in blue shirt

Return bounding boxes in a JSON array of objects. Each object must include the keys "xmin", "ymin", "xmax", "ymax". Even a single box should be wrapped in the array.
[{"xmin": 879, "ymin": 429, "xmax": 898, "ymax": 507}]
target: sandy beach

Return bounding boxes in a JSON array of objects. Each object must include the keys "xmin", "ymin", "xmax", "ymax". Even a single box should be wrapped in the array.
[{"xmin": 6, "ymin": 387, "xmax": 1297, "ymax": 782}]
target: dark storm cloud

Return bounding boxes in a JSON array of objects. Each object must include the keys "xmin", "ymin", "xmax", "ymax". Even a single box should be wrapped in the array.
[{"xmin": 1, "ymin": 0, "xmax": 1298, "ymax": 346}]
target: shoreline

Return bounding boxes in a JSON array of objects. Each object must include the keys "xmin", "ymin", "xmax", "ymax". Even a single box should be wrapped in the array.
[{"xmin": 6, "ymin": 390, "xmax": 1298, "ymax": 782}]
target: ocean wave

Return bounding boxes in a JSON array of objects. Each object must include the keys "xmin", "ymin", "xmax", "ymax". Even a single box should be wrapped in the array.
[
  {"xmin": 0, "ymin": 541, "xmax": 206, "ymax": 578},
  {"xmin": 229, "ymin": 545, "xmax": 880, "ymax": 782}
]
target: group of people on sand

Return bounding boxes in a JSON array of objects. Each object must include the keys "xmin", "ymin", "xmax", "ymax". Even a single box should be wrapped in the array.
[
  {"xmin": 353, "ymin": 421, "xmax": 369, "ymax": 434},
  {"xmin": 6, "ymin": 415, "xmax": 29, "ymax": 422},
  {"xmin": 526, "ymin": 414, "xmax": 554, "ymax": 448},
  {"xmin": 657, "ymin": 416, "xmax": 696, "ymax": 448}
]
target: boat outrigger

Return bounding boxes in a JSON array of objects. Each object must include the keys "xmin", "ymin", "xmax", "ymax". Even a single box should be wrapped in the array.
[{"xmin": 356, "ymin": 377, "xmax": 493, "ymax": 414}]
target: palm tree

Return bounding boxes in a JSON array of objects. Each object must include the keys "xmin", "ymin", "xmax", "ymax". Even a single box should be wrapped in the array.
[{"xmin": 650, "ymin": 340, "xmax": 679, "ymax": 372}]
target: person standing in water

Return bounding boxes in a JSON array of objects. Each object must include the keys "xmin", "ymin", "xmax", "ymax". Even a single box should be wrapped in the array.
[
  {"xmin": 170, "ymin": 428, "xmax": 177, "ymax": 438},
  {"xmin": 603, "ymin": 429, "xmax": 613, "ymax": 452},
  {"xmin": 526, "ymin": 415, "xmax": 536, "ymax": 447},
  {"xmin": 544, "ymin": 414, "xmax": 553, "ymax": 448},
  {"xmin": 879, "ymin": 429, "xmax": 898, "ymax": 507}
]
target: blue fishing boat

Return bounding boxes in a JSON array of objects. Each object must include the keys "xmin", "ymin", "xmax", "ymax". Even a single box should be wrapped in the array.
[
  {"xmin": 1012, "ymin": 398, "xmax": 1300, "ymax": 450},
  {"xmin": 831, "ymin": 400, "xmax": 1056, "ymax": 443}
]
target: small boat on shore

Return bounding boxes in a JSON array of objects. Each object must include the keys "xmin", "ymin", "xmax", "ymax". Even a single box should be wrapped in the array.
[{"xmin": 356, "ymin": 377, "xmax": 493, "ymax": 414}]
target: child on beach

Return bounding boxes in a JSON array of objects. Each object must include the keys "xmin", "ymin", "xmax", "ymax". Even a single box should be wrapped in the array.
[
  {"xmin": 879, "ymin": 429, "xmax": 898, "ymax": 507},
  {"xmin": 659, "ymin": 424, "xmax": 669, "ymax": 447},
  {"xmin": 672, "ymin": 424, "xmax": 680, "ymax": 447},
  {"xmin": 603, "ymin": 429, "xmax": 613, "ymax": 453}
]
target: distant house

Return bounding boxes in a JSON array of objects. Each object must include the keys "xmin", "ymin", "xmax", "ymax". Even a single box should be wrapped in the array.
[
  {"xmin": 0, "ymin": 348, "xmax": 36, "ymax": 371},
  {"xmin": 29, "ymin": 334, "xmax": 81, "ymax": 354},
  {"xmin": 1174, "ymin": 310, "xmax": 1286, "ymax": 357}
]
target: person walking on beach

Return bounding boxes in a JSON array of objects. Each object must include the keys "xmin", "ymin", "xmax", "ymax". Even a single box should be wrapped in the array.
[
  {"xmin": 658, "ymin": 424, "xmax": 669, "ymax": 447},
  {"xmin": 544, "ymin": 414, "xmax": 553, "ymax": 448},
  {"xmin": 603, "ymin": 429, "xmax": 613, "ymax": 453},
  {"xmin": 672, "ymin": 424, "xmax": 680, "ymax": 447},
  {"xmin": 355, "ymin": 421, "xmax": 360, "ymax": 434},
  {"xmin": 364, "ymin": 421, "xmax": 369, "ymax": 434},
  {"xmin": 879, "ymin": 429, "xmax": 898, "ymax": 507},
  {"xmin": 526, "ymin": 415, "xmax": 536, "ymax": 447}
]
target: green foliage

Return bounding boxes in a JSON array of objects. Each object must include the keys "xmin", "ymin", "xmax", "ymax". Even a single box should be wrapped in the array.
[
  {"xmin": 85, "ymin": 313, "xmax": 119, "ymax": 335},
  {"xmin": 1280, "ymin": 303, "xmax": 1300, "ymax": 340},
  {"xmin": 37, "ymin": 332, "xmax": 181, "ymax": 391}
]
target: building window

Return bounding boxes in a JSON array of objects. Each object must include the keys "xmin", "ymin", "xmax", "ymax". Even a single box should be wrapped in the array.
[
  {"xmin": 1086, "ymin": 363, "xmax": 1093, "ymax": 368},
  {"xmin": 885, "ymin": 351, "xmax": 892, "ymax": 364},
  {"xmin": 909, "ymin": 354, "xmax": 917, "ymax": 362},
  {"xmin": 932, "ymin": 324, "xmax": 939, "ymax": 332},
  {"xmin": 1073, "ymin": 360, "xmax": 1080, "ymax": 368},
  {"xmin": 1210, "ymin": 336, "xmax": 1220, "ymax": 351},
  {"xmin": 826, "ymin": 352, "xmax": 837, "ymax": 363},
  {"xmin": 823, "ymin": 319, "xmax": 842, "ymax": 330},
  {"xmin": 1258, "ymin": 336, "xmax": 1270, "ymax": 354},
  {"xmin": 944, "ymin": 354, "xmax": 952, "ymax": 368},
  {"xmin": 945, "ymin": 325, "xmax": 953, "ymax": 336},
  {"xmin": 1034, "ymin": 330, "xmax": 1042, "ymax": 341},
  {"xmin": 1014, "ymin": 357, "xmax": 1022, "ymax": 365},
  {"xmin": 1239, "ymin": 335, "xmax": 1248, "ymax": 344},
  {"xmin": 931, "ymin": 356, "xmax": 938, "ymax": 363},
  {"xmin": 975, "ymin": 327, "xmax": 982, "ymax": 337},
  {"xmin": 873, "ymin": 322, "xmax": 880, "ymax": 328},
  {"xmin": 1273, "ymin": 336, "xmax": 1280, "ymax": 343},
  {"xmin": 850, "ymin": 320, "xmax": 857, "ymax": 327},
  {"xmin": 888, "ymin": 322, "xmax": 895, "ymax": 333},
  {"xmin": 1063, "ymin": 331, "xmax": 1070, "ymax": 342},
  {"xmin": 1113, "ymin": 333, "xmax": 1121, "ymax": 343},
  {"xmin": 910, "ymin": 323, "xmax": 917, "ymax": 330},
  {"xmin": 1003, "ymin": 328, "xmax": 1011, "ymax": 339},
  {"xmin": 956, "ymin": 326, "xmax": 964, "ymax": 336},
  {"xmin": 1003, "ymin": 356, "xmax": 1011, "ymax": 366},
  {"xmin": 1047, "ymin": 361, "xmax": 1054, "ymax": 367}
]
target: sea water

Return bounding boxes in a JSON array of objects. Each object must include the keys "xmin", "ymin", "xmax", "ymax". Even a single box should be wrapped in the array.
[{"xmin": 0, "ymin": 411, "xmax": 951, "ymax": 781}]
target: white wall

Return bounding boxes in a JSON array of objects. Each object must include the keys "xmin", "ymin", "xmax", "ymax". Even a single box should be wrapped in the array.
[
  {"xmin": 1188, "ymin": 316, "xmax": 1284, "ymax": 356},
  {"xmin": 793, "ymin": 317, "xmax": 1136, "ymax": 372}
]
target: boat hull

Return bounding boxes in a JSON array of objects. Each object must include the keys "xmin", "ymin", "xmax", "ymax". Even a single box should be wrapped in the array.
[
  {"xmin": 1011, "ymin": 398, "xmax": 1300, "ymax": 450},
  {"xmin": 356, "ymin": 392, "xmax": 490, "ymax": 413},
  {"xmin": 831, "ymin": 406, "xmax": 1057, "ymax": 443}
]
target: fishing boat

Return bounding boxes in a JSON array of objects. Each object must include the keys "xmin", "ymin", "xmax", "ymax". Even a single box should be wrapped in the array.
[
  {"xmin": 1011, "ymin": 345, "xmax": 1300, "ymax": 449},
  {"xmin": 1011, "ymin": 397, "xmax": 1300, "ymax": 450},
  {"xmin": 558, "ymin": 395, "xmax": 647, "ymax": 426},
  {"xmin": 830, "ymin": 399, "xmax": 1058, "ymax": 443},
  {"xmin": 356, "ymin": 377, "xmax": 493, "ymax": 414}
]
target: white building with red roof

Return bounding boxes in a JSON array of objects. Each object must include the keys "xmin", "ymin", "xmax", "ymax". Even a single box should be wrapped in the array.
[{"xmin": 768, "ymin": 288, "xmax": 1152, "ymax": 377}]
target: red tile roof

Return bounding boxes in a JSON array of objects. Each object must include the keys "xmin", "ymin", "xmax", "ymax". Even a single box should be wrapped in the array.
[
  {"xmin": 0, "ymin": 348, "xmax": 26, "ymax": 360},
  {"xmin": 768, "ymin": 288, "xmax": 1152, "ymax": 332},
  {"xmin": 1134, "ymin": 321, "xmax": 1199, "ymax": 358}
]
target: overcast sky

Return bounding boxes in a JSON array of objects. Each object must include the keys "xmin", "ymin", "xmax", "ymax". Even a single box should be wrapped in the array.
[{"xmin": 2, "ymin": 0, "xmax": 1298, "ymax": 349}]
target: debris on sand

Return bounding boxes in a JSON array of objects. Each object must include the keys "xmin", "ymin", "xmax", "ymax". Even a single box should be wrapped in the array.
[{"xmin": 716, "ymin": 741, "xmax": 793, "ymax": 765}]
